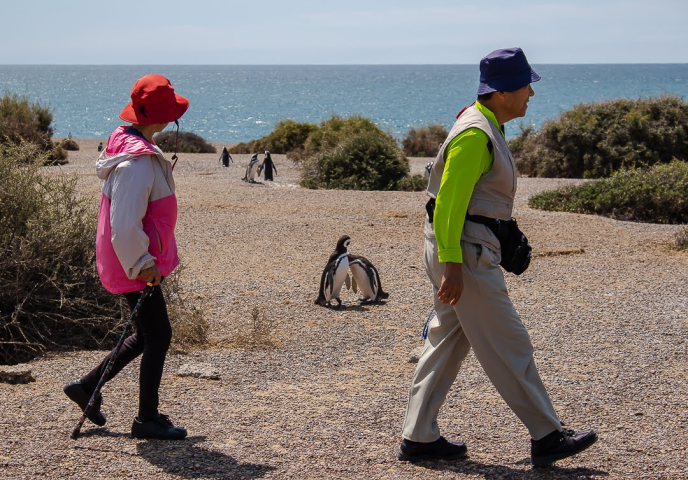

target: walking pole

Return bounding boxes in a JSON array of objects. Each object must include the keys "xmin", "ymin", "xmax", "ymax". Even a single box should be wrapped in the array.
[{"xmin": 70, "ymin": 283, "xmax": 155, "ymax": 439}]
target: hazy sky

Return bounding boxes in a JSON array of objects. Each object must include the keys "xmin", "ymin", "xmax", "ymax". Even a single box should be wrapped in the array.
[{"xmin": 2, "ymin": 0, "xmax": 686, "ymax": 64}]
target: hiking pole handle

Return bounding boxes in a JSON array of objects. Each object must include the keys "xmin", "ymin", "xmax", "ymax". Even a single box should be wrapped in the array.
[{"xmin": 70, "ymin": 283, "xmax": 155, "ymax": 439}]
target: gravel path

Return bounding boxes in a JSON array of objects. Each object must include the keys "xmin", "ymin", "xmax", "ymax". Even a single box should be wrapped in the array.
[{"xmin": 1, "ymin": 139, "xmax": 686, "ymax": 479}]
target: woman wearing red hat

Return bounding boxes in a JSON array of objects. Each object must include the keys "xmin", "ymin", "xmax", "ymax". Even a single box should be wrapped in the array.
[{"xmin": 64, "ymin": 74, "xmax": 189, "ymax": 440}]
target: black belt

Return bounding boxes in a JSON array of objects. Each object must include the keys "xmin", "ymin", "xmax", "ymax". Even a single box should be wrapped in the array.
[
  {"xmin": 465, "ymin": 214, "xmax": 511, "ymax": 238},
  {"xmin": 426, "ymin": 198, "xmax": 509, "ymax": 238}
]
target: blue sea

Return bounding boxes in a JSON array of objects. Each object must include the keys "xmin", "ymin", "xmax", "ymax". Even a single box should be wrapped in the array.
[{"xmin": 1, "ymin": 65, "xmax": 686, "ymax": 142}]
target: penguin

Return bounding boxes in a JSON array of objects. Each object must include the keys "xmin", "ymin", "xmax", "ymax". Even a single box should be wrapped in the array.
[
  {"xmin": 348, "ymin": 251, "xmax": 389, "ymax": 304},
  {"xmin": 424, "ymin": 161, "xmax": 434, "ymax": 179},
  {"xmin": 315, "ymin": 235, "xmax": 352, "ymax": 308},
  {"xmin": 243, "ymin": 154, "xmax": 260, "ymax": 183}
]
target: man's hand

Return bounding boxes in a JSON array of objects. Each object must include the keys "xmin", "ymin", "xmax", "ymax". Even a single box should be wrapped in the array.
[
  {"xmin": 138, "ymin": 265, "xmax": 161, "ymax": 286},
  {"xmin": 437, "ymin": 262, "xmax": 463, "ymax": 306}
]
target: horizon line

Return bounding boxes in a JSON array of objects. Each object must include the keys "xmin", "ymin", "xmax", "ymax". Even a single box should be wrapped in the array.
[{"xmin": 2, "ymin": 62, "xmax": 688, "ymax": 67}]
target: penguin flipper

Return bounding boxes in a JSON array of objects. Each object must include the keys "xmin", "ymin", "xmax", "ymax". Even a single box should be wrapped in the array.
[
  {"xmin": 351, "ymin": 274, "xmax": 358, "ymax": 293},
  {"xmin": 344, "ymin": 273, "xmax": 351, "ymax": 291}
]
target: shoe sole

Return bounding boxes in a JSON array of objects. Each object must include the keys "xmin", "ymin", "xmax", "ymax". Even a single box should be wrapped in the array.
[
  {"xmin": 532, "ymin": 433, "xmax": 598, "ymax": 466},
  {"xmin": 131, "ymin": 432, "xmax": 187, "ymax": 440},
  {"xmin": 397, "ymin": 449, "xmax": 468, "ymax": 463}
]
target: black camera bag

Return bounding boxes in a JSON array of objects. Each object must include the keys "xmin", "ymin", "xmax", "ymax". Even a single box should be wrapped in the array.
[{"xmin": 466, "ymin": 214, "xmax": 532, "ymax": 275}]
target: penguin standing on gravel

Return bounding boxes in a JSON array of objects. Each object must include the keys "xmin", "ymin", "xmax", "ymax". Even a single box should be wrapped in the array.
[
  {"xmin": 315, "ymin": 235, "xmax": 351, "ymax": 308},
  {"xmin": 348, "ymin": 251, "xmax": 389, "ymax": 304},
  {"xmin": 243, "ymin": 154, "xmax": 260, "ymax": 183},
  {"xmin": 424, "ymin": 161, "xmax": 434, "ymax": 179}
]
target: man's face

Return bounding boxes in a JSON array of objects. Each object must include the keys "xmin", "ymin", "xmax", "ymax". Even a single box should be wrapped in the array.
[{"xmin": 501, "ymin": 84, "xmax": 534, "ymax": 119}]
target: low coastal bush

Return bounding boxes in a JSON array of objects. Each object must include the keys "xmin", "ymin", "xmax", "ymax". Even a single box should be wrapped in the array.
[
  {"xmin": 675, "ymin": 227, "xmax": 688, "ymax": 251},
  {"xmin": 0, "ymin": 141, "xmax": 208, "ymax": 364},
  {"xmin": 397, "ymin": 174, "xmax": 428, "ymax": 192},
  {"xmin": 300, "ymin": 116, "xmax": 410, "ymax": 191},
  {"xmin": 0, "ymin": 141, "xmax": 121, "ymax": 364},
  {"xmin": 162, "ymin": 264, "xmax": 209, "ymax": 350},
  {"xmin": 230, "ymin": 119, "xmax": 318, "ymax": 157},
  {"xmin": 154, "ymin": 131, "xmax": 216, "ymax": 154},
  {"xmin": 512, "ymin": 95, "xmax": 688, "ymax": 178},
  {"xmin": 0, "ymin": 93, "xmax": 67, "ymax": 164},
  {"xmin": 60, "ymin": 138, "xmax": 80, "ymax": 151},
  {"xmin": 402, "ymin": 123, "xmax": 448, "ymax": 157},
  {"xmin": 529, "ymin": 161, "xmax": 688, "ymax": 224}
]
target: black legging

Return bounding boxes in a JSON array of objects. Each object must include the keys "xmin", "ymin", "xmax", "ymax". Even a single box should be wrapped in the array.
[{"xmin": 81, "ymin": 285, "xmax": 172, "ymax": 421}]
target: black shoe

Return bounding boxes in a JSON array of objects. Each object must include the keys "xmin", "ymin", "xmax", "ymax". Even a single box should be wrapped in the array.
[
  {"xmin": 531, "ymin": 428, "xmax": 598, "ymax": 466},
  {"xmin": 397, "ymin": 436, "xmax": 467, "ymax": 462},
  {"xmin": 63, "ymin": 379, "xmax": 106, "ymax": 427},
  {"xmin": 131, "ymin": 413, "xmax": 187, "ymax": 440}
]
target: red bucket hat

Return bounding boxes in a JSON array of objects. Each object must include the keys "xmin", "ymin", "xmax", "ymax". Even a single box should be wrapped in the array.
[{"xmin": 119, "ymin": 74, "xmax": 189, "ymax": 125}]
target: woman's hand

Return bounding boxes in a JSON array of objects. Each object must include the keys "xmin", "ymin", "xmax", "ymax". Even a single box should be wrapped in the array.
[
  {"xmin": 138, "ymin": 265, "xmax": 161, "ymax": 286},
  {"xmin": 437, "ymin": 262, "xmax": 463, "ymax": 306}
]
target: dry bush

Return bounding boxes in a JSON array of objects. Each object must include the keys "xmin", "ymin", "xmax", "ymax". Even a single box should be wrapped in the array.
[
  {"xmin": 60, "ymin": 138, "xmax": 80, "ymax": 151},
  {"xmin": 675, "ymin": 227, "xmax": 688, "ymax": 251},
  {"xmin": 161, "ymin": 264, "xmax": 209, "ymax": 351},
  {"xmin": 402, "ymin": 123, "xmax": 448, "ymax": 157},
  {"xmin": 0, "ymin": 142, "xmax": 121, "ymax": 364},
  {"xmin": 230, "ymin": 306, "xmax": 279, "ymax": 349},
  {"xmin": 0, "ymin": 93, "xmax": 68, "ymax": 165}
]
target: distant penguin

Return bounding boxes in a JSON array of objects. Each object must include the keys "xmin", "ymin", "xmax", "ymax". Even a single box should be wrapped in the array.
[
  {"xmin": 424, "ymin": 161, "xmax": 434, "ymax": 179},
  {"xmin": 348, "ymin": 252, "xmax": 389, "ymax": 304},
  {"xmin": 315, "ymin": 235, "xmax": 351, "ymax": 308},
  {"xmin": 243, "ymin": 154, "xmax": 260, "ymax": 183},
  {"xmin": 219, "ymin": 146, "xmax": 232, "ymax": 167},
  {"xmin": 259, "ymin": 150, "xmax": 277, "ymax": 181}
]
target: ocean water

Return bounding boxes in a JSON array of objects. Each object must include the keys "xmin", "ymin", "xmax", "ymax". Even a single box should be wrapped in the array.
[{"xmin": 0, "ymin": 64, "xmax": 686, "ymax": 142}]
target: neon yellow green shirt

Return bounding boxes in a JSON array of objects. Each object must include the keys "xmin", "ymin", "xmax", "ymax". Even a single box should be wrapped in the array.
[{"xmin": 434, "ymin": 101, "xmax": 502, "ymax": 263}]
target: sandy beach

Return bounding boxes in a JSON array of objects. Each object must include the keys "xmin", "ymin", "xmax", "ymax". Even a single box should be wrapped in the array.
[{"xmin": 1, "ymin": 138, "xmax": 686, "ymax": 479}]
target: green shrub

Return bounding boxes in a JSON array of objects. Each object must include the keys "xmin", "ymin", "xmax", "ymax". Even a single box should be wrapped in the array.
[
  {"xmin": 402, "ymin": 123, "xmax": 448, "ymax": 157},
  {"xmin": 229, "ymin": 119, "xmax": 318, "ymax": 157},
  {"xmin": 0, "ymin": 93, "xmax": 67, "ymax": 164},
  {"xmin": 675, "ymin": 227, "xmax": 688, "ymax": 251},
  {"xmin": 512, "ymin": 95, "xmax": 688, "ymax": 178},
  {"xmin": 60, "ymin": 138, "xmax": 80, "ymax": 151},
  {"xmin": 154, "ymin": 131, "xmax": 216, "ymax": 154},
  {"xmin": 301, "ymin": 115, "xmax": 381, "ymax": 158},
  {"xmin": 302, "ymin": 131, "xmax": 409, "ymax": 190},
  {"xmin": 397, "ymin": 174, "xmax": 429, "ymax": 192},
  {"xmin": 0, "ymin": 141, "xmax": 121, "ymax": 364},
  {"xmin": 529, "ymin": 160, "xmax": 688, "ymax": 224}
]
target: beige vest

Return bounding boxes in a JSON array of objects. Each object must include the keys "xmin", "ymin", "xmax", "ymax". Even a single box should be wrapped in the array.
[{"xmin": 426, "ymin": 105, "xmax": 518, "ymax": 251}]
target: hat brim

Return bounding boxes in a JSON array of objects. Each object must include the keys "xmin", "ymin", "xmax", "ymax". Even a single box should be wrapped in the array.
[
  {"xmin": 119, "ymin": 94, "xmax": 189, "ymax": 125},
  {"xmin": 477, "ymin": 68, "xmax": 541, "ymax": 95}
]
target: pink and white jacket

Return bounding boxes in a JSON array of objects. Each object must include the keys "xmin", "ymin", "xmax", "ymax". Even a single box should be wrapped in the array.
[{"xmin": 95, "ymin": 126, "xmax": 179, "ymax": 294}]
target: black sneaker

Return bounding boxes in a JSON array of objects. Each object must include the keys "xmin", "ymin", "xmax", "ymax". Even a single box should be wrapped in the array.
[
  {"xmin": 531, "ymin": 428, "xmax": 598, "ymax": 466},
  {"xmin": 131, "ymin": 413, "xmax": 187, "ymax": 440},
  {"xmin": 63, "ymin": 379, "xmax": 106, "ymax": 426},
  {"xmin": 397, "ymin": 436, "xmax": 467, "ymax": 462}
]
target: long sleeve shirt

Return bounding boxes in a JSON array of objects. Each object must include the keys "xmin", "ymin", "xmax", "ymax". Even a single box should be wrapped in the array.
[{"xmin": 434, "ymin": 101, "xmax": 502, "ymax": 263}]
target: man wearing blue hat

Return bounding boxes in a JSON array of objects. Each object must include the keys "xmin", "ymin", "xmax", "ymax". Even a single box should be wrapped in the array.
[{"xmin": 398, "ymin": 48, "xmax": 598, "ymax": 466}]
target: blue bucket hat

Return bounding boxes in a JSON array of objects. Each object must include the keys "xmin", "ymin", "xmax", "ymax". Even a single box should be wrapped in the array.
[{"xmin": 477, "ymin": 47, "xmax": 540, "ymax": 95}]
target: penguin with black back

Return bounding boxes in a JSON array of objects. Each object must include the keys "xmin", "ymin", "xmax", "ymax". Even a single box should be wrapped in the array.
[
  {"xmin": 243, "ymin": 153, "xmax": 260, "ymax": 183},
  {"xmin": 315, "ymin": 235, "xmax": 352, "ymax": 308},
  {"xmin": 348, "ymin": 245, "xmax": 389, "ymax": 304}
]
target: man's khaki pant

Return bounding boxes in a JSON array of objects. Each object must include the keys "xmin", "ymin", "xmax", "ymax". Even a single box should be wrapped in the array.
[{"xmin": 402, "ymin": 235, "xmax": 561, "ymax": 442}]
